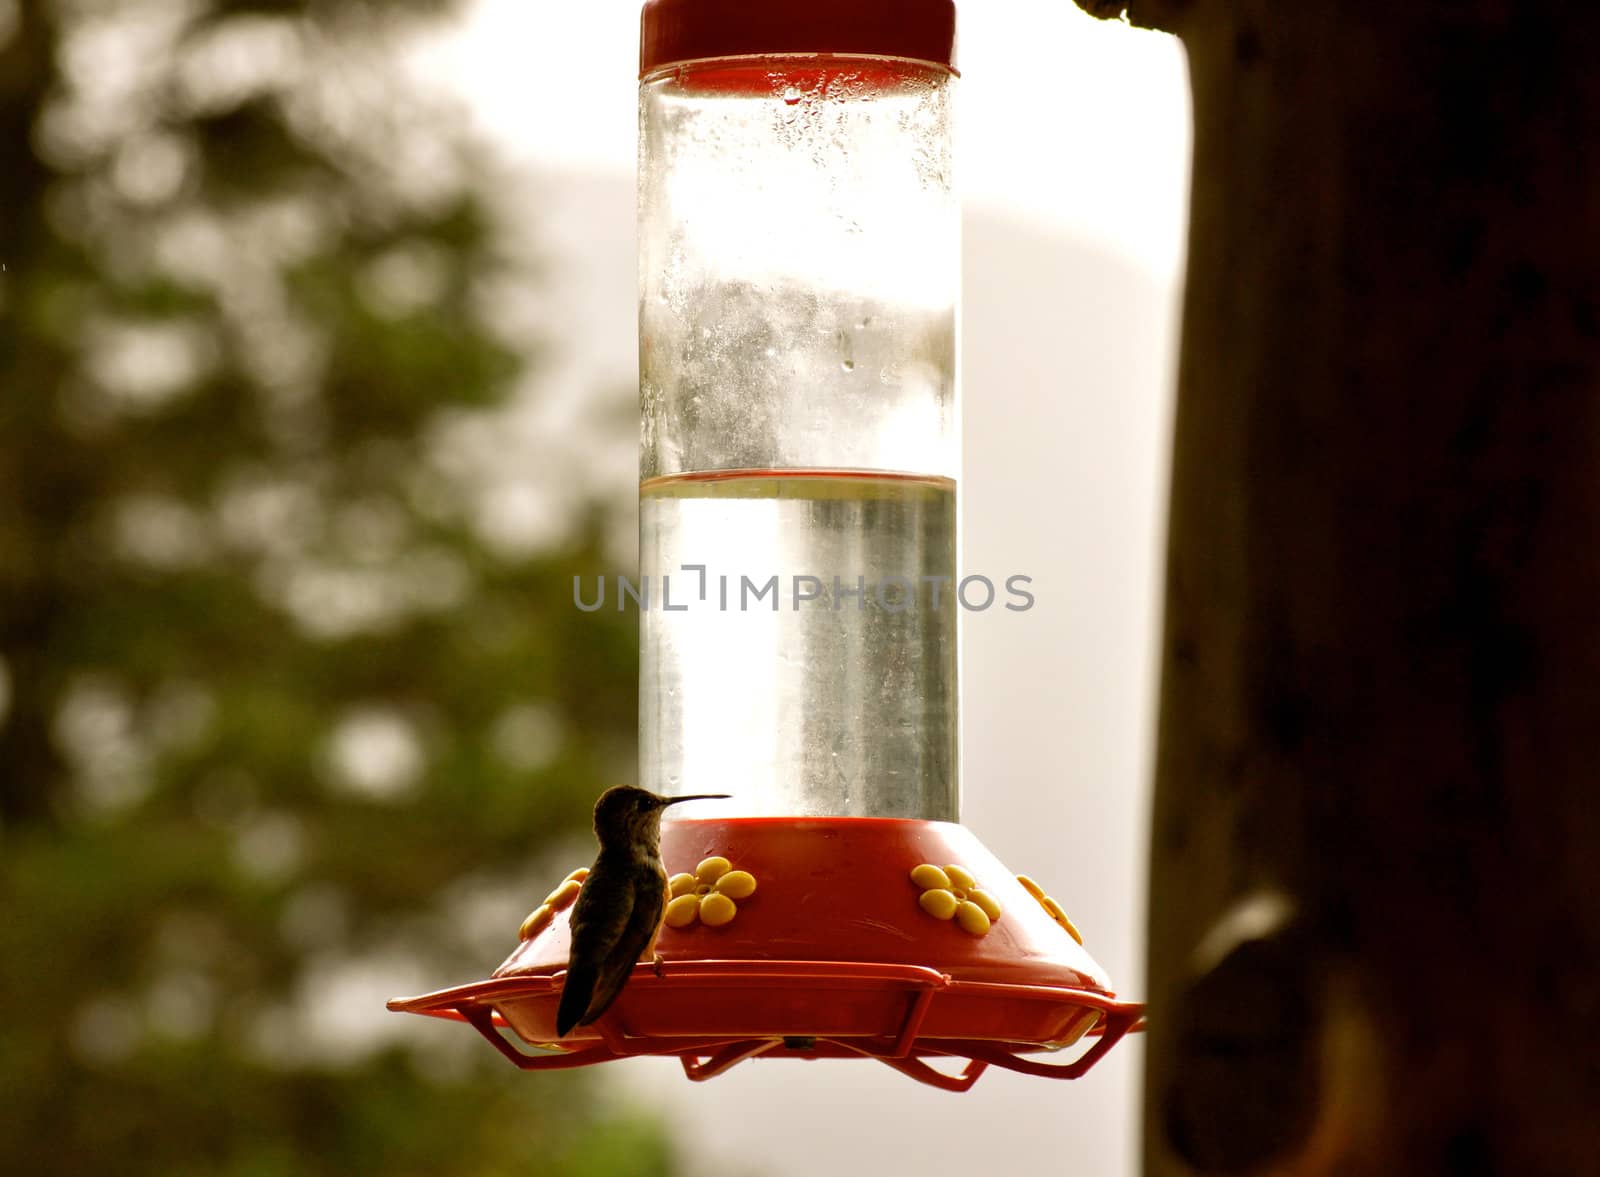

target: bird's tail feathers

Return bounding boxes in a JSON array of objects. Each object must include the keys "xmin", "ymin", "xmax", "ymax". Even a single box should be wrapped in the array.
[
  {"xmin": 555, "ymin": 962, "xmax": 598, "ymax": 1038},
  {"xmin": 577, "ymin": 962, "xmax": 635, "ymax": 1029}
]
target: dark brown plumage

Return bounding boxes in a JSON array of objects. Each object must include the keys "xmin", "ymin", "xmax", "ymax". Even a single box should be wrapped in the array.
[{"xmin": 555, "ymin": 786, "xmax": 728, "ymax": 1037}]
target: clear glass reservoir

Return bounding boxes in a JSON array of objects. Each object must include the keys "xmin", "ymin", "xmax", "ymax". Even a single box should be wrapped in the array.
[{"xmin": 638, "ymin": 50, "xmax": 959, "ymax": 820}]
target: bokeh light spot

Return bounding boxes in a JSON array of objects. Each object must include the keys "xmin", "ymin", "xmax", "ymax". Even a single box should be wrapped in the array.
[{"xmin": 322, "ymin": 708, "xmax": 424, "ymax": 802}]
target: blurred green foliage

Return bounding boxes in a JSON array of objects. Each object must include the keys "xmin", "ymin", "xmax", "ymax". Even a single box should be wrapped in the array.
[{"xmin": 0, "ymin": 1, "xmax": 665, "ymax": 1172}]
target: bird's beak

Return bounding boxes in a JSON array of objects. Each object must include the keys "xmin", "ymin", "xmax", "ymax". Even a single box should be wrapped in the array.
[{"xmin": 657, "ymin": 793, "xmax": 731, "ymax": 807}]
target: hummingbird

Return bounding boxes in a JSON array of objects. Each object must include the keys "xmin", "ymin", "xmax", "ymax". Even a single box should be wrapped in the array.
[{"xmin": 555, "ymin": 785, "xmax": 729, "ymax": 1037}]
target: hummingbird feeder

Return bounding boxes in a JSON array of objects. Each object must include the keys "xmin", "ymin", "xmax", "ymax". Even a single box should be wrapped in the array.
[{"xmin": 389, "ymin": 0, "xmax": 1145, "ymax": 1091}]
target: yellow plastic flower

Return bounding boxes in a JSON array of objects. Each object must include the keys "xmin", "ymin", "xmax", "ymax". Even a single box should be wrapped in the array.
[
  {"xmin": 663, "ymin": 856, "xmax": 758, "ymax": 929},
  {"xmin": 1016, "ymin": 874, "xmax": 1084, "ymax": 944},
  {"xmin": 910, "ymin": 863, "xmax": 1002, "ymax": 936},
  {"xmin": 518, "ymin": 866, "xmax": 590, "ymax": 940}
]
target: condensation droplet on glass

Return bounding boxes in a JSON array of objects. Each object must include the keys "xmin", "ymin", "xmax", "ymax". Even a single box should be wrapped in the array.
[
  {"xmin": 782, "ymin": 86, "xmax": 803, "ymax": 106},
  {"xmin": 841, "ymin": 359, "xmax": 855, "ymax": 372}
]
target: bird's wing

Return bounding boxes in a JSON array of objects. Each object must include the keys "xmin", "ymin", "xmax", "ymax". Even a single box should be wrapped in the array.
[
  {"xmin": 556, "ymin": 866, "xmax": 635, "ymax": 1037},
  {"xmin": 577, "ymin": 868, "xmax": 667, "ymax": 1028}
]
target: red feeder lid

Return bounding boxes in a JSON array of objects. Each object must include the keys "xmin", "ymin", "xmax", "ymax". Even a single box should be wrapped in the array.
[{"xmin": 640, "ymin": 0, "xmax": 959, "ymax": 77}]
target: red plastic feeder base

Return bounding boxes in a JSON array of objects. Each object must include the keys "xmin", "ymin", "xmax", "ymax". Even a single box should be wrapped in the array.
[{"xmin": 388, "ymin": 818, "xmax": 1145, "ymax": 1091}]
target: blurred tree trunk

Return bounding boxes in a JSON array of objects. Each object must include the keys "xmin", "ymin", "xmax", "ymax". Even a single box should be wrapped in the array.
[
  {"xmin": 0, "ymin": 0, "xmax": 69, "ymax": 827},
  {"xmin": 1076, "ymin": 3, "xmax": 1600, "ymax": 1174}
]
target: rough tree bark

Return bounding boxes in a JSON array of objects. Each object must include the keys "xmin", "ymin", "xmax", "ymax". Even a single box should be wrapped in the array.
[{"xmin": 1073, "ymin": 3, "xmax": 1600, "ymax": 1174}]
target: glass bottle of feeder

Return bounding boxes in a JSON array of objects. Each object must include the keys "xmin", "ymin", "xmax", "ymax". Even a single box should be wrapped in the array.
[{"xmin": 390, "ymin": 0, "xmax": 1144, "ymax": 1091}]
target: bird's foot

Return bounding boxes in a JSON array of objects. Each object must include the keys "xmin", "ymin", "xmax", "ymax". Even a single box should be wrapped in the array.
[{"xmin": 652, "ymin": 951, "xmax": 666, "ymax": 978}]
